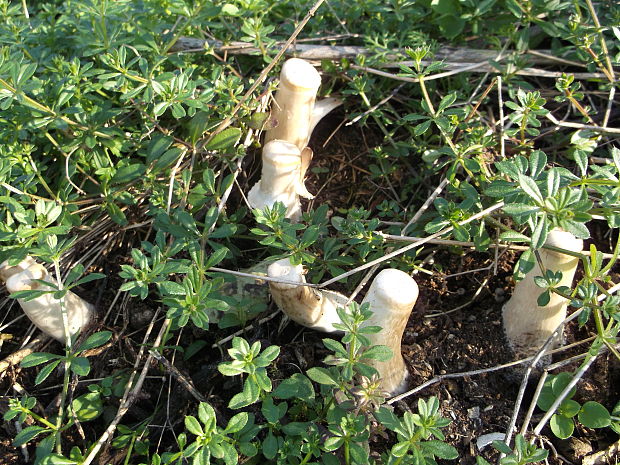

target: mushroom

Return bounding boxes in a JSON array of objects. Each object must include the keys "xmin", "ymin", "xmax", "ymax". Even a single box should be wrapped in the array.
[
  {"xmin": 0, "ymin": 257, "xmax": 94, "ymax": 343},
  {"xmin": 267, "ymin": 257, "xmax": 348, "ymax": 332},
  {"xmin": 247, "ymin": 139, "xmax": 313, "ymax": 221},
  {"xmin": 360, "ymin": 269, "xmax": 419, "ymax": 396},
  {"xmin": 502, "ymin": 228, "xmax": 583, "ymax": 361},
  {"xmin": 264, "ymin": 58, "xmax": 342, "ymax": 151}
]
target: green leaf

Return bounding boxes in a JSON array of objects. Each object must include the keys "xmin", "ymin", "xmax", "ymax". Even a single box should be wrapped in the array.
[
  {"xmin": 518, "ymin": 173, "xmax": 543, "ymax": 204},
  {"xmin": 551, "ymin": 372, "xmax": 576, "ymax": 398},
  {"xmin": 21, "ymin": 352, "xmax": 61, "ymax": 368},
  {"xmin": 262, "ymin": 431, "xmax": 278, "ymax": 460},
  {"xmin": 205, "ymin": 128, "xmax": 242, "ymax": 151},
  {"xmin": 204, "ymin": 247, "xmax": 229, "ymax": 269},
  {"xmin": 70, "ymin": 357, "xmax": 90, "ymax": 376},
  {"xmin": 153, "ymin": 147, "xmax": 184, "ymax": 172},
  {"xmin": 40, "ymin": 454, "xmax": 78, "ymax": 465},
  {"xmin": 273, "ymin": 373, "xmax": 315, "ymax": 400},
  {"xmin": 184, "ymin": 415, "xmax": 203, "ymax": 436},
  {"xmin": 550, "ymin": 413, "xmax": 574, "ymax": 439},
  {"xmin": 578, "ymin": 401, "xmax": 611, "ymax": 428},
  {"xmin": 72, "ymin": 392, "xmax": 103, "ymax": 422},
  {"xmin": 229, "ymin": 379, "xmax": 260, "ymax": 409},
  {"xmin": 110, "ymin": 163, "xmax": 146, "ymax": 185},
  {"xmin": 77, "ymin": 331, "xmax": 112, "ymax": 352},
  {"xmin": 187, "ymin": 111, "xmax": 212, "ymax": 144},
  {"xmin": 13, "ymin": 425, "xmax": 47, "ymax": 447},
  {"xmin": 499, "ymin": 231, "xmax": 530, "ymax": 242},
  {"xmin": 306, "ymin": 367, "xmax": 339, "ymax": 386},
  {"xmin": 530, "ymin": 213, "xmax": 547, "ymax": 250},
  {"xmin": 362, "ymin": 345, "xmax": 393, "ymax": 362},
  {"xmin": 391, "ymin": 441, "xmax": 410, "ymax": 457},
  {"xmin": 225, "ymin": 412, "xmax": 249, "ymax": 434},
  {"xmin": 537, "ymin": 290, "xmax": 550, "ymax": 306},
  {"xmin": 559, "ymin": 399, "xmax": 581, "ymax": 418},
  {"xmin": 421, "ymin": 440, "xmax": 459, "ymax": 459},
  {"xmin": 146, "ymin": 134, "xmax": 173, "ymax": 164},
  {"xmin": 35, "ymin": 360, "xmax": 61, "ymax": 385}
]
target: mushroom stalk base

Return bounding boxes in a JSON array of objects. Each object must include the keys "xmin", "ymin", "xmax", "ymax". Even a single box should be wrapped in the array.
[{"xmin": 1, "ymin": 259, "xmax": 94, "ymax": 343}]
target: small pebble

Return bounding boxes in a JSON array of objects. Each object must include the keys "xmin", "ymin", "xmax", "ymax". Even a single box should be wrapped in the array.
[
  {"xmin": 467, "ymin": 406, "xmax": 480, "ymax": 419},
  {"xmin": 477, "ymin": 433, "xmax": 505, "ymax": 451}
]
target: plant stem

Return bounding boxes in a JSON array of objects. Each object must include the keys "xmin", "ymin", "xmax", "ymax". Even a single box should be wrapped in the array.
[
  {"xmin": 583, "ymin": 0, "xmax": 616, "ymax": 83},
  {"xmin": 418, "ymin": 75, "xmax": 459, "ymax": 154},
  {"xmin": 27, "ymin": 410, "xmax": 57, "ymax": 430},
  {"xmin": 299, "ymin": 451, "xmax": 313, "ymax": 465},
  {"xmin": 53, "ymin": 259, "xmax": 72, "ymax": 454},
  {"xmin": 0, "ymin": 78, "xmax": 113, "ymax": 139}
]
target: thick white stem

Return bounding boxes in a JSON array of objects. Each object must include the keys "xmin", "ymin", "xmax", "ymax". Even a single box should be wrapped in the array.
[
  {"xmin": 265, "ymin": 58, "xmax": 321, "ymax": 150},
  {"xmin": 247, "ymin": 140, "xmax": 303, "ymax": 220},
  {"xmin": 503, "ymin": 229, "xmax": 583, "ymax": 360},
  {"xmin": 267, "ymin": 258, "xmax": 347, "ymax": 333},
  {"xmin": 0, "ymin": 258, "xmax": 94, "ymax": 343},
  {"xmin": 360, "ymin": 269, "xmax": 419, "ymax": 396}
]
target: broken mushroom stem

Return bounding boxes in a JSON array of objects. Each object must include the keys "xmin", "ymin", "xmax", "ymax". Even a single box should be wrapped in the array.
[
  {"xmin": 360, "ymin": 269, "xmax": 419, "ymax": 396},
  {"xmin": 247, "ymin": 140, "xmax": 313, "ymax": 221},
  {"xmin": 267, "ymin": 257, "xmax": 348, "ymax": 333},
  {"xmin": 502, "ymin": 228, "xmax": 584, "ymax": 362},
  {"xmin": 0, "ymin": 257, "xmax": 94, "ymax": 344},
  {"xmin": 265, "ymin": 58, "xmax": 342, "ymax": 151}
]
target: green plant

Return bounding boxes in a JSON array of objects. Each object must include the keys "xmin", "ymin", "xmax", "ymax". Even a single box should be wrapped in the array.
[
  {"xmin": 536, "ymin": 372, "xmax": 620, "ymax": 439},
  {"xmin": 477, "ymin": 434, "xmax": 548, "ymax": 465}
]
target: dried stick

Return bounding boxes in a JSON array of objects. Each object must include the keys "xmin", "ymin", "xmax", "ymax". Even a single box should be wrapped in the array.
[
  {"xmin": 170, "ymin": 38, "xmax": 566, "ymax": 67},
  {"xmin": 0, "ymin": 334, "xmax": 51, "ymax": 376},
  {"xmin": 148, "ymin": 349, "xmax": 207, "ymax": 403}
]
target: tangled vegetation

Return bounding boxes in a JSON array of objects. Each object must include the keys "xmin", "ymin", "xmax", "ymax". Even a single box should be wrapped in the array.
[{"xmin": 0, "ymin": 0, "xmax": 619, "ymax": 464}]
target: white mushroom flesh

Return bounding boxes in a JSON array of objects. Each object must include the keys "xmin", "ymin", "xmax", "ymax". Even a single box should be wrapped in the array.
[
  {"xmin": 502, "ymin": 229, "xmax": 583, "ymax": 360},
  {"xmin": 267, "ymin": 257, "xmax": 347, "ymax": 333},
  {"xmin": 1, "ymin": 258, "xmax": 94, "ymax": 343},
  {"xmin": 360, "ymin": 269, "xmax": 419, "ymax": 396}
]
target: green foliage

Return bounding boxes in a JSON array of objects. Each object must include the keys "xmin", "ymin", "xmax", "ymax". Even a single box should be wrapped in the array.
[
  {"xmin": 536, "ymin": 372, "xmax": 620, "ymax": 439},
  {"xmin": 169, "ymin": 302, "xmax": 457, "ymax": 465},
  {"xmin": 1, "ymin": 0, "xmax": 619, "ymax": 463},
  {"xmin": 477, "ymin": 434, "xmax": 548, "ymax": 465}
]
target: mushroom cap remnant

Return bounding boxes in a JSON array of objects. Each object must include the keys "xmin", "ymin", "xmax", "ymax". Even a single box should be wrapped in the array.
[
  {"xmin": 268, "ymin": 258, "xmax": 347, "ymax": 333},
  {"xmin": 0, "ymin": 257, "xmax": 94, "ymax": 343},
  {"xmin": 361, "ymin": 269, "xmax": 419, "ymax": 396},
  {"xmin": 502, "ymin": 228, "xmax": 583, "ymax": 362}
]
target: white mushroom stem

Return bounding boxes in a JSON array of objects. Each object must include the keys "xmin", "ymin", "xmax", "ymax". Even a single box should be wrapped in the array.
[
  {"xmin": 267, "ymin": 258, "xmax": 348, "ymax": 333},
  {"xmin": 248, "ymin": 140, "xmax": 312, "ymax": 221},
  {"xmin": 502, "ymin": 229, "xmax": 583, "ymax": 360},
  {"xmin": 360, "ymin": 269, "xmax": 419, "ymax": 396},
  {"xmin": 265, "ymin": 58, "xmax": 342, "ymax": 150},
  {"xmin": 0, "ymin": 258, "xmax": 94, "ymax": 343}
]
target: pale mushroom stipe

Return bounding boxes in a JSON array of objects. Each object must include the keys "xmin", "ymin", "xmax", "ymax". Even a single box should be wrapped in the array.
[
  {"xmin": 267, "ymin": 257, "xmax": 348, "ymax": 333},
  {"xmin": 0, "ymin": 257, "xmax": 94, "ymax": 343},
  {"xmin": 264, "ymin": 58, "xmax": 341, "ymax": 150},
  {"xmin": 502, "ymin": 229, "xmax": 583, "ymax": 361},
  {"xmin": 360, "ymin": 269, "xmax": 419, "ymax": 396},
  {"xmin": 247, "ymin": 140, "xmax": 311, "ymax": 221},
  {"xmin": 248, "ymin": 58, "xmax": 342, "ymax": 220}
]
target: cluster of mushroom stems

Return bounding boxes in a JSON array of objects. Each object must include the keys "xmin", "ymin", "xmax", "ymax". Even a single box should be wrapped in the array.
[{"xmin": 0, "ymin": 57, "xmax": 586, "ymax": 397}]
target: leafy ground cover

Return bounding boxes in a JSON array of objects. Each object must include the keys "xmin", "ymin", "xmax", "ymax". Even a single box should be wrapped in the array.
[{"xmin": 0, "ymin": 0, "xmax": 619, "ymax": 464}]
